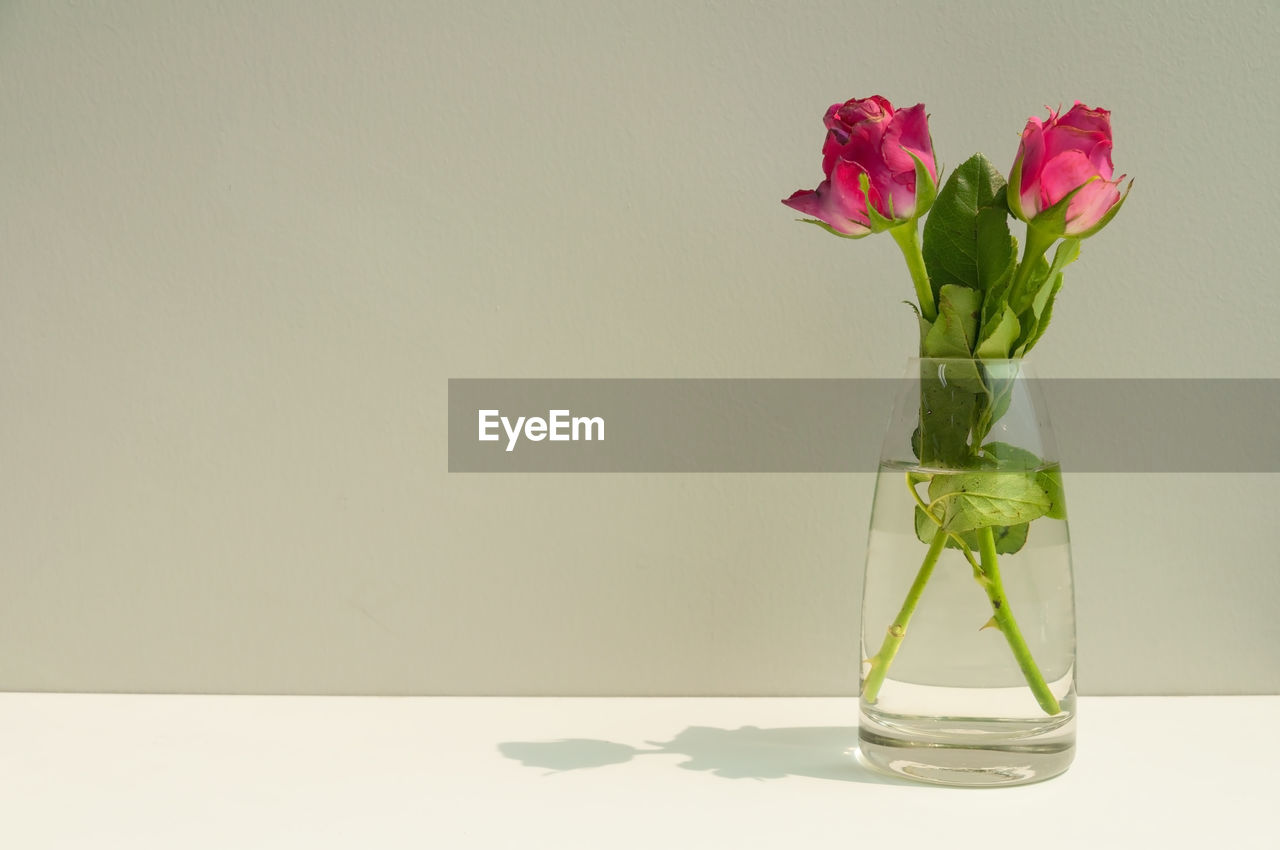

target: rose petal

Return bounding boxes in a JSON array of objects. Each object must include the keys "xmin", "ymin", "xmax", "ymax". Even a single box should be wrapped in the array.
[
  {"xmin": 823, "ymin": 122, "xmax": 881, "ymax": 182},
  {"xmin": 822, "ymin": 103, "xmax": 849, "ymax": 144},
  {"xmin": 1039, "ymin": 149, "xmax": 1097, "ymax": 209},
  {"xmin": 836, "ymin": 133, "xmax": 898, "ymax": 219},
  {"xmin": 782, "ymin": 188, "xmax": 825, "ymax": 217},
  {"xmin": 1043, "ymin": 125, "xmax": 1107, "ymax": 164},
  {"xmin": 1055, "ymin": 102, "xmax": 1112, "ymax": 137},
  {"xmin": 1064, "ymin": 177, "xmax": 1122, "ymax": 235},
  {"xmin": 881, "ymin": 103, "xmax": 937, "ymax": 184},
  {"xmin": 830, "ymin": 158, "xmax": 879, "ymax": 223},
  {"xmin": 829, "ymin": 95, "xmax": 893, "ymax": 133},
  {"xmin": 781, "ymin": 170, "xmax": 873, "ymax": 237},
  {"xmin": 1086, "ymin": 137, "xmax": 1115, "ymax": 180},
  {"xmin": 793, "ymin": 95, "xmax": 930, "ymax": 228},
  {"xmin": 822, "ymin": 97, "xmax": 894, "ymax": 177},
  {"xmin": 1015, "ymin": 118, "xmax": 1047, "ymax": 216},
  {"xmin": 821, "ymin": 130, "xmax": 844, "ymax": 177}
]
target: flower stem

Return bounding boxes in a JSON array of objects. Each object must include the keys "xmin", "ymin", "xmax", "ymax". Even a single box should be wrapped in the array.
[
  {"xmin": 1008, "ymin": 223, "xmax": 1058, "ymax": 312},
  {"xmin": 862, "ymin": 524, "xmax": 948, "ymax": 705},
  {"xmin": 975, "ymin": 526, "xmax": 1062, "ymax": 715},
  {"xmin": 889, "ymin": 221, "xmax": 935, "ymax": 322}
]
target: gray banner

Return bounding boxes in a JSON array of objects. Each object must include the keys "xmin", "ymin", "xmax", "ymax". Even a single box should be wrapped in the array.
[{"xmin": 448, "ymin": 379, "xmax": 1280, "ymax": 472}]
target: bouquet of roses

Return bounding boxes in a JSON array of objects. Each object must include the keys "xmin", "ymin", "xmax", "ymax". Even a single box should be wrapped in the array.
[{"xmin": 784, "ymin": 96, "xmax": 1130, "ymax": 715}]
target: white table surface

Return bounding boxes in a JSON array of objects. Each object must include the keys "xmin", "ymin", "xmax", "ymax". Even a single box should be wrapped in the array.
[{"xmin": 1, "ymin": 694, "xmax": 1275, "ymax": 849}]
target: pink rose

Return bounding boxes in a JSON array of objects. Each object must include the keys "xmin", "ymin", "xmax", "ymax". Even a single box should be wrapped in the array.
[
  {"xmin": 1009, "ymin": 102, "xmax": 1128, "ymax": 236},
  {"xmin": 783, "ymin": 95, "xmax": 937, "ymax": 236}
]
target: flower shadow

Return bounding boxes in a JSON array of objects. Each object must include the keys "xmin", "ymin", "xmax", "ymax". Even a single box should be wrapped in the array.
[{"xmin": 498, "ymin": 725, "xmax": 913, "ymax": 785}]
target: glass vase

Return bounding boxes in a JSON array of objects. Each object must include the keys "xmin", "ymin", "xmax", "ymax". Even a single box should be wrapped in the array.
[{"xmin": 857, "ymin": 358, "xmax": 1076, "ymax": 786}]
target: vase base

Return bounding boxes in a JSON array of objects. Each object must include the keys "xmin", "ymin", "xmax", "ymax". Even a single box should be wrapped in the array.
[{"xmin": 857, "ymin": 720, "xmax": 1074, "ymax": 787}]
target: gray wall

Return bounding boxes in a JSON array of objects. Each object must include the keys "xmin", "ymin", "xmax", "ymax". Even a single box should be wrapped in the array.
[{"xmin": 2, "ymin": 0, "xmax": 1277, "ymax": 695}]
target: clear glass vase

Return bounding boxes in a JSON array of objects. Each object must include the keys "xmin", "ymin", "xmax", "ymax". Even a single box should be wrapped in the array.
[{"xmin": 857, "ymin": 358, "xmax": 1076, "ymax": 786}]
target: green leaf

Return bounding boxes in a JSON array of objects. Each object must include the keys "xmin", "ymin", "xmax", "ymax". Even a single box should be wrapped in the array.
[
  {"xmin": 981, "ymin": 441, "xmax": 1067, "ymax": 521},
  {"xmin": 906, "ymin": 150, "xmax": 938, "ymax": 219},
  {"xmin": 1038, "ymin": 465, "xmax": 1067, "ymax": 520},
  {"xmin": 1009, "ymin": 254, "xmax": 1050, "ymax": 318},
  {"xmin": 1007, "ymin": 148, "xmax": 1027, "ymax": 221},
  {"xmin": 926, "ymin": 469, "xmax": 1051, "ymax": 533},
  {"xmin": 981, "ymin": 234, "xmax": 1018, "ymax": 330},
  {"xmin": 922, "ymin": 284, "xmax": 980, "ymax": 357},
  {"xmin": 975, "ymin": 304, "xmax": 1020, "ymax": 359},
  {"xmin": 1017, "ymin": 238, "xmax": 1080, "ymax": 356},
  {"xmin": 979, "ymin": 441, "xmax": 1042, "ymax": 469},
  {"xmin": 921, "ymin": 154, "xmax": 1010, "ymax": 304},
  {"xmin": 976, "ymin": 194, "xmax": 1016, "ymax": 294},
  {"xmin": 1022, "ymin": 180, "xmax": 1091, "ymax": 240},
  {"xmin": 914, "ymin": 505, "xmax": 1030, "ymax": 555},
  {"xmin": 988, "ymin": 519, "xmax": 1031, "ymax": 553},
  {"xmin": 905, "ymin": 300, "xmax": 934, "ymax": 347},
  {"xmin": 971, "ymin": 364, "xmax": 1019, "ymax": 446},
  {"xmin": 913, "ymin": 504, "xmax": 938, "ymax": 545},
  {"xmin": 1015, "ymin": 274, "xmax": 1060, "ymax": 356},
  {"xmin": 915, "ymin": 356, "xmax": 985, "ymax": 467},
  {"xmin": 1035, "ymin": 239, "xmax": 1079, "ymax": 314},
  {"xmin": 859, "ymin": 173, "xmax": 899, "ymax": 233}
]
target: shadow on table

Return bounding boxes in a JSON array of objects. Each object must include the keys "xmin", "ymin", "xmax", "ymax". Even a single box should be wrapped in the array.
[{"xmin": 498, "ymin": 725, "xmax": 912, "ymax": 785}]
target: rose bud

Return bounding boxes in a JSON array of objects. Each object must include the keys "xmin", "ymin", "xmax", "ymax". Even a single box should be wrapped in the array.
[
  {"xmin": 783, "ymin": 95, "xmax": 938, "ymax": 237},
  {"xmin": 1009, "ymin": 102, "xmax": 1130, "ymax": 238}
]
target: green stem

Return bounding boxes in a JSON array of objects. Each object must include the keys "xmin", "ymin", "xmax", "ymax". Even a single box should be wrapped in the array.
[
  {"xmin": 1008, "ymin": 223, "xmax": 1058, "ymax": 312},
  {"xmin": 862, "ymin": 525, "xmax": 948, "ymax": 705},
  {"xmin": 975, "ymin": 526, "xmax": 1062, "ymax": 715},
  {"xmin": 906, "ymin": 475, "xmax": 985, "ymax": 576},
  {"xmin": 889, "ymin": 221, "xmax": 935, "ymax": 322}
]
